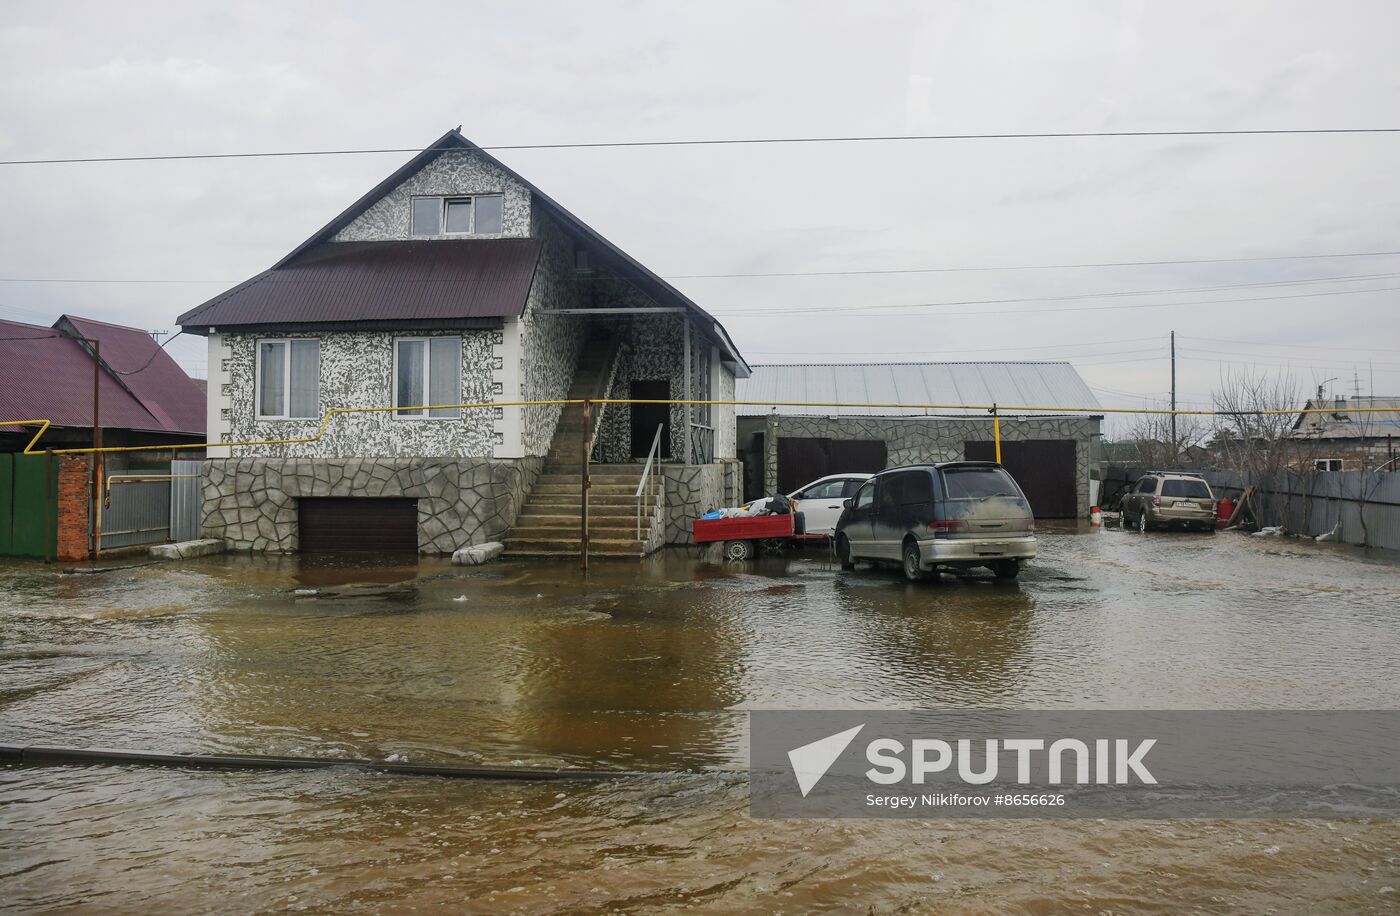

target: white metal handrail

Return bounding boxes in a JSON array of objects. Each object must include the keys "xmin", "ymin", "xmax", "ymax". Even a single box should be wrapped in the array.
[{"xmin": 636, "ymin": 422, "xmax": 664, "ymax": 540}]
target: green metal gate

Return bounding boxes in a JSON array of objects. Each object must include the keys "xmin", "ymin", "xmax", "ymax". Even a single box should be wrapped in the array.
[{"xmin": 0, "ymin": 453, "xmax": 58, "ymax": 559}]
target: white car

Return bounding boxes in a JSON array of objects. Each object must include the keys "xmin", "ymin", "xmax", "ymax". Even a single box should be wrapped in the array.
[{"xmin": 753, "ymin": 473, "xmax": 873, "ymax": 538}]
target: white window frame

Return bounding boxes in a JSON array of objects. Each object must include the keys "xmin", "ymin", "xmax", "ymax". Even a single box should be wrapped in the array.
[
  {"xmin": 408, "ymin": 194, "xmax": 505, "ymax": 237},
  {"xmin": 1315, "ymin": 458, "xmax": 1344, "ymax": 472},
  {"xmin": 393, "ymin": 336, "xmax": 462, "ymax": 420},
  {"xmin": 254, "ymin": 338, "xmax": 320, "ymax": 420}
]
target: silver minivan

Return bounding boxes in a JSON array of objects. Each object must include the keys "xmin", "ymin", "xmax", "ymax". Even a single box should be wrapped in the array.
[{"xmin": 834, "ymin": 463, "xmax": 1037, "ymax": 582}]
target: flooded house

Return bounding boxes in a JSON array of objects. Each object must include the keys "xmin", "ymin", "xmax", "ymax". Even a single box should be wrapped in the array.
[{"xmin": 179, "ymin": 128, "xmax": 749, "ymax": 557}]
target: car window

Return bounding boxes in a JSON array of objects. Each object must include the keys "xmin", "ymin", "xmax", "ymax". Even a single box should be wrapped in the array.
[
  {"xmin": 841, "ymin": 478, "xmax": 866, "ymax": 498},
  {"xmin": 800, "ymin": 480, "xmax": 846, "ymax": 500},
  {"xmin": 853, "ymin": 481, "xmax": 875, "ymax": 511},
  {"xmin": 1136, "ymin": 477, "xmax": 1157, "ymax": 494},
  {"xmin": 942, "ymin": 466, "xmax": 1020, "ymax": 500},
  {"xmin": 1162, "ymin": 479, "xmax": 1211, "ymax": 499},
  {"xmin": 899, "ymin": 470, "xmax": 933, "ymax": 506},
  {"xmin": 877, "ymin": 474, "xmax": 903, "ymax": 510}
]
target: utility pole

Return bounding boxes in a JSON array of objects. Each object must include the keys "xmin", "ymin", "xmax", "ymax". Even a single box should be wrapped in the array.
[
  {"xmin": 91, "ymin": 339, "xmax": 103, "ymax": 559},
  {"xmin": 1170, "ymin": 331, "xmax": 1177, "ymax": 450}
]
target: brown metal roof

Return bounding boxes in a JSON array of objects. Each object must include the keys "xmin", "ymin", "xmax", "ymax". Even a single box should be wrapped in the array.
[
  {"xmin": 180, "ymin": 128, "xmax": 747, "ymax": 374},
  {"xmin": 0, "ymin": 319, "xmax": 194, "ymax": 435},
  {"xmin": 178, "ymin": 238, "xmax": 541, "ymax": 331}
]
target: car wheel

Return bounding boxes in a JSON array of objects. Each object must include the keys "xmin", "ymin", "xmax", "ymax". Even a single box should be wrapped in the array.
[
  {"xmin": 1121, "ymin": 510, "xmax": 1132, "ymax": 530},
  {"xmin": 992, "ymin": 560, "xmax": 1020, "ymax": 580},
  {"xmin": 723, "ymin": 539, "xmax": 754, "ymax": 561},
  {"xmin": 1137, "ymin": 511, "xmax": 1148, "ymax": 534},
  {"xmin": 836, "ymin": 535, "xmax": 856, "ymax": 571},
  {"xmin": 902, "ymin": 541, "xmax": 927, "ymax": 582}
]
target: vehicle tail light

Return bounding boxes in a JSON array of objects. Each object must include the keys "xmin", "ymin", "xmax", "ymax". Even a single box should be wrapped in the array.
[
  {"xmin": 1152, "ymin": 496, "xmax": 1161, "ymax": 507},
  {"xmin": 929, "ymin": 519, "xmax": 964, "ymax": 534}
]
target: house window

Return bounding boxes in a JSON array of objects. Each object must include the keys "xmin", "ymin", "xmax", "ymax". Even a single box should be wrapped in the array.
[
  {"xmin": 256, "ymin": 339, "xmax": 320, "ymax": 419},
  {"xmin": 394, "ymin": 337, "xmax": 461, "ymax": 418},
  {"xmin": 409, "ymin": 195, "xmax": 505, "ymax": 236},
  {"xmin": 1315, "ymin": 458, "xmax": 1344, "ymax": 472}
]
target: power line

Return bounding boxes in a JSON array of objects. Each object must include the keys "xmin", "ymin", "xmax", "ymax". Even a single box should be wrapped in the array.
[
  {"xmin": 1182, "ymin": 334, "xmax": 1400, "ymax": 355},
  {"xmin": 714, "ymin": 275, "xmax": 1400, "ymax": 318},
  {"xmin": 4, "ymin": 127, "xmax": 1400, "ymax": 166},
  {"xmin": 6, "ymin": 251, "xmax": 1400, "ymax": 287}
]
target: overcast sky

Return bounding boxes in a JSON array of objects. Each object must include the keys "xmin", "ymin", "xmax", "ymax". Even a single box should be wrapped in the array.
[{"xmin": 2, "ymin": 0, "xmax": 1398, "ymax": 429}]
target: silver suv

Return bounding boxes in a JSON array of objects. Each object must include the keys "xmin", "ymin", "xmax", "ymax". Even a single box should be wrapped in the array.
[
  {"xmin": 1121, "ymin": 473, "xmax": 1217, "ymax": 533},
  {"xmin": 834, "ymin": 463, "xmax": 1037, "ymax": 582}
]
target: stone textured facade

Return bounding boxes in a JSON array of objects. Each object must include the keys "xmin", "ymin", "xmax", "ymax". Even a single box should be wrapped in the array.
[
  {"xmin": 333, "ymin": 149, "xmax": 530, "ymax": 242},
  {"xmin": 202, "ymin": 456, "xmax": 542, "ymax": 554},
  {"xmin": 217, "ymin": 330, "xmax": 496, "ymax": 458},
  {"xmin": 518, "ymin": 213, "xmax": 586, "ymax": 455},
  {"xmin": 659, "ymin": 460, "xmax": 742, "ymax": 544},
  {"xmin": 761, "ymin": 414, "xmax": 1100, "ymax": 518}
]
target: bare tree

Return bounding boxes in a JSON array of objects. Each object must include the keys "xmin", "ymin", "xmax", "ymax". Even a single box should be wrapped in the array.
[
  {"xmin": 1210, "ymin": 368, "xmax": 1316, "ymax": 529},
  {"xmin": 1123, "ymin": 403, "xmax": 1207, "ymax": 469}
]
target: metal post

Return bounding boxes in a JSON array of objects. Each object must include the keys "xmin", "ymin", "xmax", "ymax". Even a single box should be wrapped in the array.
[
  {"xmin": 1170, "ymin": 331, "xmax": 1177, "ymax": 448},
  {"xmin": 44, "ymin": 449, "xmax": 54, "ymax": 564},
  {"xmin": 580, "ymin": 398, "xmax": 590, "ymax": 572},
  {"xmin": 682, "ymin": 319, "xmax": 691, "ymax": 465},
  {"xmin": 91, "ymin": 339, "xmax": 102, "ymax": 559},
  {"xmin": 992, "ymin": 404, "xmax": 1002, "ymax": 463}
]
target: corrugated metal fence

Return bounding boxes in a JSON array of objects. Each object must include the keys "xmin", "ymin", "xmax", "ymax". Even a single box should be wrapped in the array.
[
  {"xmin": 102, "ymin": 478, "xmax": 170, "ymax": 550},
  {"xmin": 170, "ymin": 459, "xmax": 203, "ymax": 543},
  {"xmin": 1202, "ymin": 469, "xmax": 1400, "ymax": 551}
]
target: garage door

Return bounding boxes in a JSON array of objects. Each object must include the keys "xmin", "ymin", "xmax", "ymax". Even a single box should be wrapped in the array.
[
  {"xmin": 964, "ymin": 440, "xmax": 1077, "ymax": 518},
  {"xmin": 298, "ymin": 497, "xmax": 419, "ymax": 554},
  {"xmin": 775, "ymin": 437, "xmax": 887, "ymax": 494}
]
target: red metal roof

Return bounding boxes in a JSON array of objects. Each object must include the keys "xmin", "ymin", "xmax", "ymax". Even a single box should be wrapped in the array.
[
  {"xmin": 178, "ymin": 238, "xmax": 541, "ymax": 331},
  {"xmin": 0, "ymin": 317, "xmax": 205, "ymax": 437},
  {"xmin": 60, "ymin": 315, "xmax": 206, "ymax": 434}
]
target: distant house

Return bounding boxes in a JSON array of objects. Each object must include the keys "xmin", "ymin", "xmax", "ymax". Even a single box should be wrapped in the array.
[
  {"xmin": 0, "ymin": 315, "xmax": 205, "ymax": 560},
  {"xmin": 0, "ymin": 315, "xmax": 205, "ymax": 452},
  {"xmin": 1292, "ymin": 396, "xmax": 1400, "ymax": 471},
  {"xmin": 178, "ymin": 128, "xmax": 748, "ymax": 556},
  {"xmin": 735, "ymin": 362, "xmax": 1103, "ymax": 519}
]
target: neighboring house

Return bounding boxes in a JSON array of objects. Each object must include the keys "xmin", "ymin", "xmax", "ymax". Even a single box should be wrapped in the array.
[
  {"xmin": 1292, "ymin": 395, "xmax": 1400, "ymax": 471},
  {"xmin": 0, "ymin": 315, "xmax": 205, "ymax": 451},
  {"xmin": 0, "ymin": 315, "xmax": 206, "ymax": 560},
  {"xmin": 735, "ymin": 362, "xmax": 1103, "ymax": 519},
  {"xmin": 178, "ymin": 128, "xmax": 748, "ymax": 556}
]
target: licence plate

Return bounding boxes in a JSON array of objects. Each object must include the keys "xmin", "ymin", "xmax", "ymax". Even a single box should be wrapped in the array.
[{"xmin": 1177, "ymin": 501, "xmax": 1197, "ymax": 509}]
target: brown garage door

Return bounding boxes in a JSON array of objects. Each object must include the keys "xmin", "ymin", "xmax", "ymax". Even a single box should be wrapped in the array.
[
  {"xmin": 775, "ymin": 437, "xmax": 887, "ymax": 494},
  {"xmin": 964, "ymin": 440, "xmax": 1078, "ymax": 518},
  {"xmin": 298, "ymin": 497, "xmax": 419, "ymax": 554}
]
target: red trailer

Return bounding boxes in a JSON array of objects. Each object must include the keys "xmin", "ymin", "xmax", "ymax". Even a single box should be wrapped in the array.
[{"xmin": 692, "ymin": 512, "xmax": 803, "ymax": 560}]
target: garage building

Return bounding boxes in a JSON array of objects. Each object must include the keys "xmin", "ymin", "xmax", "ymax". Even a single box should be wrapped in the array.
[{"xmin": 735, "ymin": 362, "xmax": 1103, "ymax": 519}]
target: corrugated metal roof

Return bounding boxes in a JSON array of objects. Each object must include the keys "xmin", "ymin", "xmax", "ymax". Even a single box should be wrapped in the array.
[
  {"xmin": 184, "ymin": 128, "xmax": 748, "ymax": 374},
  {"xmin": 60, "ymin": 316, "xmax": 205, "ymax": 434},
  {"xmin": 734, "ymin": 362, "xmax": 1102, "ymax": 416},
  {"xmin": 179, "ymin": 238, "xmax": 541, "ymax": 330},
  {"xmin": 1293, "ymin": 396, "xmax": 1400, "ymax": 439},
  {"xmin": 0, "ymin": 319, "xmax": 171, "ymax": 433}
]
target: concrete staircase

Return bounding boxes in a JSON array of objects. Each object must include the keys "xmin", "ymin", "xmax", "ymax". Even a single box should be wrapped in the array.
[{"xmin": 503, "ymin": 340, "xmax": 661, "ymax": 558}]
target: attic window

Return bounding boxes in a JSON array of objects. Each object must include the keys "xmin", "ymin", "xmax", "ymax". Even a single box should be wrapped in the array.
[{"xmin": 410, "ymin": 195, "xmax": 505, "ymax": 236}]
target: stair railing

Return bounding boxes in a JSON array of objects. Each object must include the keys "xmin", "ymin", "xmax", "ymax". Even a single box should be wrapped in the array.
[{"xmin": 636, "ymin": 422, "xmax": 665, "ymax": 540}]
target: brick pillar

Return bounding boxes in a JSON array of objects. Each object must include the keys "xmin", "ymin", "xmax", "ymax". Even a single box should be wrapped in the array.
[{"xmin": 56, "ymin": 455, "xmax": 92, "ymax": 562}]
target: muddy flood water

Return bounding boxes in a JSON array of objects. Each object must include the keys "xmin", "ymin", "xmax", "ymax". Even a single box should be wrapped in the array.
[{"xmin": 3, "ymin": 527, "xmax": 1400, "ymax": 912}]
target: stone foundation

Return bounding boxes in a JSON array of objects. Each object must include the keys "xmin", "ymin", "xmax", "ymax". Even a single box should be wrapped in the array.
[
  {"xmin": 660, "ymin": 460, "xmax": 741, "ymax": 545},
  {"xmin": 202, "ymin": 456, "xmax": 542, "ymax": 554}
]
